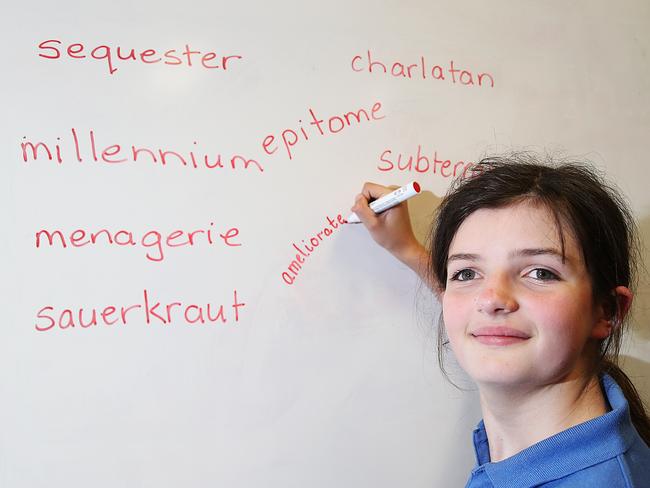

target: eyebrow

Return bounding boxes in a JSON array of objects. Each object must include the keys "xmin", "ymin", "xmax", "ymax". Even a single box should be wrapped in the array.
[
  {"xmin": 448, "ymin": 248, "xmax": 568, "ymax": 263},
  {"xmin": 447, "ymin": 253, "xmax": 480, "ymax": 262}
]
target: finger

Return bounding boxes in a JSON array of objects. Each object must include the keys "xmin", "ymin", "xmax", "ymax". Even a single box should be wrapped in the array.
[
  {"xmin": 351, "ymin": 193, "xmax": 380, "ymax": 225},
  {"xmin": 360, "ymin": 181, "xmax": 396, "ymax": 202}
]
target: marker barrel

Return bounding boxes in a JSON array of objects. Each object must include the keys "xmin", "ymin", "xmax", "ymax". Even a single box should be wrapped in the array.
[{"xmin": 347, "ymin": 181, "xmax": 421, "ymax": 224}]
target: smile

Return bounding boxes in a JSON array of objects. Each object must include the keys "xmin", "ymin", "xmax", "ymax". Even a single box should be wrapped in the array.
[{"xmin": 471, "ymin": 326, "xmax": 530, "ymax": 346}]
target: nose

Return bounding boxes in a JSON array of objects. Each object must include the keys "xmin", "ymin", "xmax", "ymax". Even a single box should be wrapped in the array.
[{"xmin": 475, "ymin": 274, "xmax": 519, "ymax": 315}]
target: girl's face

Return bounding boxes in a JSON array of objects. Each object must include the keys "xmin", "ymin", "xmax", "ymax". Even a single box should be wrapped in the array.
[{"xmin": 441, "ymin": 202, "xmax": 611, "ymax": 389}]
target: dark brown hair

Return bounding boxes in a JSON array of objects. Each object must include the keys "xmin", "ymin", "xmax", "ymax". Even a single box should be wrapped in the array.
[{"xmin": 429, "ymin": 152, "xmax": 649, "ymax": 445}]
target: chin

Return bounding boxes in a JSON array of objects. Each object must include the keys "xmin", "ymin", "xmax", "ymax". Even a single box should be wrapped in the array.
[{"xmin": 460, "ymin": 359, "xmax": 539, "ymax": 388}]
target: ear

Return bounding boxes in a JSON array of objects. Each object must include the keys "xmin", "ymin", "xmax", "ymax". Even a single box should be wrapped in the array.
[
  {"xmin": 613, "ymin": 285, "xmax": 634, "ymax": 321},
  {"xmin": 590, "ymin": 286, "xmax": 634, "ymax": 340}
]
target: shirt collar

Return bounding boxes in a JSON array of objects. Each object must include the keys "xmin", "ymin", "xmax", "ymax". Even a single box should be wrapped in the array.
[{"xmin": 470, "ymin": 374, "xmax": 638, "ymax": 487}]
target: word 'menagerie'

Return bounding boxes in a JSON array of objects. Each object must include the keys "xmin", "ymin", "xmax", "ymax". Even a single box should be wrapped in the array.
[
  {"xmin": 351, "ymin": 50, "xmax": 495, "ymax": 87},
  {"xmin": 35, "ymin": 289, "xmax": 246, "ymax": 332},
  {"xmin": 36, "ymin": 224, "xmax": 241, "ymax": 263},
  {"xmin": 20, "ymin": 128, "xmax": 263, "ymax": 172},
  {"xmin": 38, "ymin": 39, "xmax": 242, "ymax": 75},
  {"xmin": 262, "ymin": 101, "xmax": 385, "ymax": 160},
  {"xmin": 282, "ymin": 214, "xmax": 346, "ymax": 285},
  {"xmin": 379, "ymin": 145, "xmax": 476, "ymax": 178}
]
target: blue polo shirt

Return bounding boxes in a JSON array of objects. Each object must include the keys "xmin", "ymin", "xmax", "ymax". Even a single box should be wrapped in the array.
[{"xmin": 466, "ymin": 374, "xmax": 650, "ymax": 487}]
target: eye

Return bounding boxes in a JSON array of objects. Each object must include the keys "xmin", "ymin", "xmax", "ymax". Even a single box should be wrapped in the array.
[
  {"xmin": 450, "ymin": 269, "xmax": 477, "ymax": 281},
  {"xmin": 526, "ymin": 268, "xmax": 560, "ymax": 281}
]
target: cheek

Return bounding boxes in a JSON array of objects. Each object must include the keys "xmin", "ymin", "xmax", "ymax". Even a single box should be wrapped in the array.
[
  {"xmin": 533, "ymin": 289, "xmax": 591, "ymax": 327},
  {"xmin": 527, "ymin": 297, "xmax": 593, "ymax": 350},
  {"xmin": 441, "ymin": 293, "xmax": 470, "ymax": 337}
]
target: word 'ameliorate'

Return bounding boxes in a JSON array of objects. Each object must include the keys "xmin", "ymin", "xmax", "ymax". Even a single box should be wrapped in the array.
[
  {"xmin": 282, "ymin": 214, "xmax": 346, "ymax": 285},
  {"xmin": 36, "ymin": 224, "xmax": 241, "ymax": 263},
  {"xmin": 351, "ymin": 50, "xmax": 495, "ymax": 87},
  {"xmin": 20, "ymin": 128, "xmax": 263, "ymax": 172},
  {"xmin": 379, "ymin": 145, "xmax": 476, "ymax": 178},
  {"xmin": 35, "ymin": 289, "xmax": 246, "ymax": 332},
  {"xmin": 262, "ymin": 101, "xmax": 385, "ymax": 160},
  {"xmin": 38, "ymin": 39, "xmax": 242, "ymax": 75}
]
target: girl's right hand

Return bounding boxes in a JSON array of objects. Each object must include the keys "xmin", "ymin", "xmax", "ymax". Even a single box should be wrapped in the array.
[{"xmin": 350, "ymin": 182, "xmax": 428, "ymax": 277}]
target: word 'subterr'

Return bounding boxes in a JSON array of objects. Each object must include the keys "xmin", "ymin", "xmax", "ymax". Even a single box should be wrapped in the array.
[{"xmin": 379, "ymin": 145, "xmax": 476, "ymax": 179}]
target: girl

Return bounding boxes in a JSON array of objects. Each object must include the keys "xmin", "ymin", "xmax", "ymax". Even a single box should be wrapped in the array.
[{"xmin": 351, "ymin": 154, "xmax": 650, "ymax": 487}]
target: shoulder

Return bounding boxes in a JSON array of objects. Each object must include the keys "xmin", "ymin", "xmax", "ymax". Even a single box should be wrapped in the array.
[
  {"xmin": 615, "ymin": 434, "xmax": 650, "ymax": 486},
  {"xmin": 544, "ymin": 438, "xmax": 650, "ymax": 486},
  {"xmin": 475, "ymin": 374, "xmax": 650, "ymax": 487},
  {"xmin": 543, "ymin": 375, "xmax": 650, "ymax": 487}
]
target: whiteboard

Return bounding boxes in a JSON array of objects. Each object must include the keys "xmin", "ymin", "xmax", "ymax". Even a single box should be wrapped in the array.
[{"xmin": 2, "ymin": 1, "xmax": 649, "ymax": 487}]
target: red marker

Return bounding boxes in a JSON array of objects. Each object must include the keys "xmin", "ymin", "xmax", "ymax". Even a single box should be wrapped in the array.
[{"xmin": 346, "ymin": 182, "xmax": 421, "ymax": 224}]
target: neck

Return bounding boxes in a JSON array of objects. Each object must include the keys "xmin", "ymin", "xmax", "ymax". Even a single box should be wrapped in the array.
[{"xmin": 478, "ymin": 374, "xmax": 608, "ymax": 462}]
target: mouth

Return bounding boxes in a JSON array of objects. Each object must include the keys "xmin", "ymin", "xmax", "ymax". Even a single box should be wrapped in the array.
[{"xmin": 470, "ymin": 326, "xmax": 530, "ymax": 346}]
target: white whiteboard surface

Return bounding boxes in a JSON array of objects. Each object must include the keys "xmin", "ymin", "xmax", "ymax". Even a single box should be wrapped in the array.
[{"xmin": 2, "ymin": 1, "xmax": 649, "ymax": 487}]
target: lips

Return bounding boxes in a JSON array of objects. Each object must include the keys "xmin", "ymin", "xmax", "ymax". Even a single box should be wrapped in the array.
[{"xmin": 471, "ymin": 326, "xmax": 531, "ymax": 346}]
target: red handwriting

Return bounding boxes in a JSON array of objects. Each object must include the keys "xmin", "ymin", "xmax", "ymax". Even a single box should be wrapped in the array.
[
  {"xmin": 37, "ymin": 39, "xmax": 243, "ymax": 75},
  {"xmin": 20, "ymin": 128, "xmax": 263, "ymax": 172},
  {"xmin": 262, "ymin": 101, "xmax": 385, "ymax": 161},
  {"xmin": 34, "ymin": 289, "xmax": 246, "ymax": 332},
  {"xmin": 281, "ymin": 214, "xmax": 346, "ymax": 285},
  {"xmin": 35, "ymin": 224, "xmax": 241, "ymax": 262},
  {"xmin": 351, "ymin": 50, "xmax": 495, "ymax": 88},
  {"xmin": 379, "ymin": 145, "xmax": 476, "ymax": 179}
]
